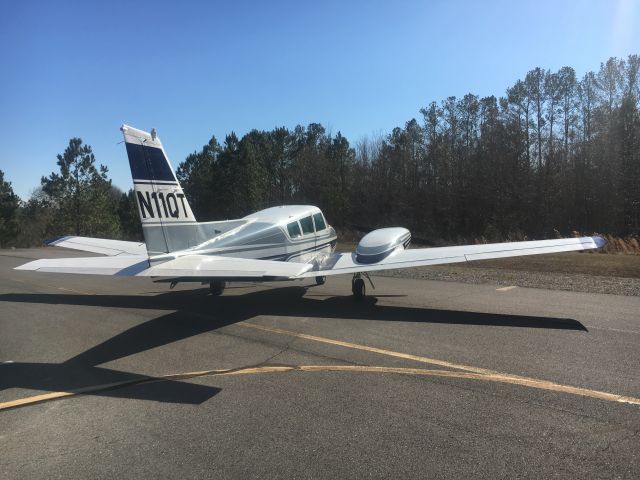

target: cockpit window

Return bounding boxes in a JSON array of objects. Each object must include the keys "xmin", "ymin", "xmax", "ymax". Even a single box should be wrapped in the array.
[
  {"xmin": 287, "ymin": 221, "xmax": 302, "ymax": 238},
  {"xmin": 313, "ymin": 212, "xmax": 326, "ymax": 231},
  {"xmin": 300, "ymin": 215, "xmax": 315, "ymax": 234}
]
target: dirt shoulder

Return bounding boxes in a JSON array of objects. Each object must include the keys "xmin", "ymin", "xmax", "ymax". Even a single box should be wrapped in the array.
[{"xmin": 457, "ymin": 252, "xmax": 640, "ymax": 278}]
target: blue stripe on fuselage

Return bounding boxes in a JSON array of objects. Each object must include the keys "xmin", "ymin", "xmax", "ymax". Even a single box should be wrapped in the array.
[{"xmin": 259, "ymin": 240, "xmax": 336, "ymax": 262}]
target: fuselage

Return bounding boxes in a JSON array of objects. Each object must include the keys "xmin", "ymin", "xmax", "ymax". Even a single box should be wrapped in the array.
[{"xmin": 149, "ymin": 205, "xmax": 337, "ymax": 266}]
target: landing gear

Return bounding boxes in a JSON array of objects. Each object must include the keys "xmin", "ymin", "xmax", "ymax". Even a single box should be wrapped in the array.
[
  {"xmin": 315, "ymin": 275, "xmax": 326, "ymax": 285},
  {"xmin": 352, "ymin": 276, "xmax": 365, "ymax": 299},
  {"xmin": 209, "ymin": 280, "xmax": 226, "ymax": 296},
  {"xmin": 351, "ymin": 273, "xmax": 375, "ymax": 300}
]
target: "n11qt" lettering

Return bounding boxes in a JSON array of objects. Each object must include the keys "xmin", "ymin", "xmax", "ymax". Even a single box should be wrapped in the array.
[{"xmin": 137, "ymin": 191, "xmax": 189, "ymax": 219}]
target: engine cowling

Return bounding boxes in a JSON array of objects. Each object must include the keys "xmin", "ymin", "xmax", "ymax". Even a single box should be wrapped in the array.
[{"xmin": 355, "ymin": 227, "xmax": 411, "ymax": 264}]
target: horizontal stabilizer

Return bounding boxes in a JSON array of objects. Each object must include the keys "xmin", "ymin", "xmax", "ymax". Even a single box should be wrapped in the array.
[
  {"xmin": 15, "ymin": 256, "xmax": 149, "ymax": 276},
  {"xmin": 299, "ymin": 236, "xmax": 605, "ymax": 277},
  {"xmin": 46, "ymin": 236, "xmax": 147, "ymax": 256}
]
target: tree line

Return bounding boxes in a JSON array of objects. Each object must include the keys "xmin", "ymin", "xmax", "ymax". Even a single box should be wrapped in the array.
[{"xmin": 1, "ymin": 54, "xmax": 638, "ymax": 248}]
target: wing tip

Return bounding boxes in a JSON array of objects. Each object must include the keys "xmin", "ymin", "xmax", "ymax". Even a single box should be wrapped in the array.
[
  {"xmin": 592, "ymin": 236, "xmax": 606, "ymax": 249},
  {"xmin": 44, "ymin": 235, "xmax": 70, "ymax": 246},
  {"xmin": 14, "ymin": 260, "xmax": 38, "ymax": 271}
]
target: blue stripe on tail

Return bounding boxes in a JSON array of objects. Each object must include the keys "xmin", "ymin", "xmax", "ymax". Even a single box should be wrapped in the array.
[{"xmin": 125, "ymin": 143, "xmax": 176, "ymax": 181}]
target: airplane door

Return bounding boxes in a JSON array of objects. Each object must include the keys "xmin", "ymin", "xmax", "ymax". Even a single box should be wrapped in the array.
[{"xmin": 299, "ymin": 215, "xmax": 316, "ymax": 263}]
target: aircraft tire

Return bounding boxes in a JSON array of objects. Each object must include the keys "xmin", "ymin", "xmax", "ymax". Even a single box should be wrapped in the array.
[
  {"xmin": 352, "ymin": 277, "xmax": 365, "ymax": 300},
  {"xmin": 209, "ymin": 280, "xmax": 226, "ymax": 296}
]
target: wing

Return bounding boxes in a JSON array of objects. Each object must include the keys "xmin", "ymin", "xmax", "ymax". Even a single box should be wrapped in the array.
[
  {"xmin": 298, "ymin": 236, "xmax": 605, "ymax": 278},
  {"xmin": 46, "ymin": 236, "xmax": 147, "ymax": 256},
  {"xmin": 16, "ymin": 254, "xmax": 313, "ymax": 279}
]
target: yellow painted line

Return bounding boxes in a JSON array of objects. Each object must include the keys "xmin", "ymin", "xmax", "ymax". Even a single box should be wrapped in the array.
[
  {"xmin": 238, "ymin": 323, "xmax": 640, "ymax": 406},
  {"xmin": 2, "ymin": 364, "xmax": 639, "ymax": 412},
  {"xmin": 0, "ymin": 367, "xmax": 277, "ymax": 411},
  {"xmin": 0, "ymin": 379, "xmax": 148, "ymax": 410},
  {"xmin": 240, "ymin": 322, "xmax": 499, "ymax": 375},
  {"xmin": 0, "ymin": 366, "xmax": 298, "ymax": 411},
  {"xmin": 496, "ymin": 286, "xmax": 517, "ymax": 292}
]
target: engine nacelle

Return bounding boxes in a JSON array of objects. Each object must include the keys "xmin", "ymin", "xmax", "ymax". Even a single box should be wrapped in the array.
[{"xmin": 355, "ymin": 227, "xmax": 411, "ymax": 264}]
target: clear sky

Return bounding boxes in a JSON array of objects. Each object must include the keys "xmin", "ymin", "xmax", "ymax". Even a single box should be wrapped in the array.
[{"xmin": 0, "ymin": 0, "xmax": 638, "ymax": 199}]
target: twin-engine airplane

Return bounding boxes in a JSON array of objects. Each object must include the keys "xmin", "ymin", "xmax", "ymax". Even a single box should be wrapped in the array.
[{"xmin": 17, "ymin": 125, "xmax": 606, "ymax": 298}]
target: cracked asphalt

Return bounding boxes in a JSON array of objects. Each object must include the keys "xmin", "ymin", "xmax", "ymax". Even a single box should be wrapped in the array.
[{"xmin": 1, "ymin": 248, "xmax": 639, "ymax": 479}]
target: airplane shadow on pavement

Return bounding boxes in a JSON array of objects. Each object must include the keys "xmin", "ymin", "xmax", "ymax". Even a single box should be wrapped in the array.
[{"xmin": 0, "ymin": 286, "xmax": 587, "ymax": 409}]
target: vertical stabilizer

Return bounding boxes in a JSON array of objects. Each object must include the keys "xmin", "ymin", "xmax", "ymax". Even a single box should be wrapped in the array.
[{"xmin": 120, "ymin": 125, "xmax": 196, "ymax": 255}]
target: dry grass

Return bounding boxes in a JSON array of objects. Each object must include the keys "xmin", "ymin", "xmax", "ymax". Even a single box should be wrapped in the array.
[
  {"xmin": 448, "ymin": 233, "xmax": 639, "ymax": 255},
  {"xmin": 462, "ymin": 252, "xmax": 640, "ymax": 278},
  {"xmin": 598, "ymin": 234, "xmax": 640, "ymax": 254}
]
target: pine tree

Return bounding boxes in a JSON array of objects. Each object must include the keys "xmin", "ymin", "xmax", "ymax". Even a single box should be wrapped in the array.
[
  {"xmin": 0, "ymin": 170, "xmax": 20, "ymax": 247},
  {"xmin": 41, "ymin": 138, "xmax": 120, "ymax": 238}
]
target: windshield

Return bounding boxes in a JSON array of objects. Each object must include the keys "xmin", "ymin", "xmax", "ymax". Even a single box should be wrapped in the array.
[{"xmin": 313, "ymin": 212, "xmax": 326, "ymax": 231}]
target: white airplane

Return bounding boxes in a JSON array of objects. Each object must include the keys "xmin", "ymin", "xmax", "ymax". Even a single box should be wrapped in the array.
[{"xmin": 17, "ymin": 125, "xmax": 606, "ymax": 298}]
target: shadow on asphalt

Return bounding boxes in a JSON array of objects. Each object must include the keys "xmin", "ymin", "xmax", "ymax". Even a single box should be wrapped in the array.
[{"xmin": 0, "ymin": 286, "xmax": 587, "ymax": 408}]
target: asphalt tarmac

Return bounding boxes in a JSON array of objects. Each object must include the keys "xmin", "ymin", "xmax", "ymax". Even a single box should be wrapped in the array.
[{"xmin": 1, "ymin": 248, "xmax": 639, "ymax": 479}]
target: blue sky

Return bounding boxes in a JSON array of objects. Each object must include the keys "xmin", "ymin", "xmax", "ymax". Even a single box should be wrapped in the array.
[{"xmin": 1, "ymin": 0, "xmax": 638, "ymax": 199}]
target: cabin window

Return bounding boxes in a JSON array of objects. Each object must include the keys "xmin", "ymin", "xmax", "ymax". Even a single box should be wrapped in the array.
[
  {"xmin": 300, "ymin": 215, "xmax": 315, "ymax": 234},
  {"xmin": 313, "ymin": 212, "xmax": 326, "ymax": 231},
  {"xmin": 287, "ymin": 221, "xmax": 302, "ymax": 238}
]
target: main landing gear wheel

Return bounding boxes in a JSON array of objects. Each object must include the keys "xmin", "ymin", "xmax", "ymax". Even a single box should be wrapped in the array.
[
  {"xmin": 351, "ymin": 272, "xmax": 375, "ymax": 300},
  {"xmin": 315, "ymin": 276, "xmax": 326, "ymax": 285},
  {"xmin": 352, "ymin": 276, "xmax": 366, "ymax": 300},
  {"xmin": 209, "ymin": 280, "xmax": 226, "ymax": 296}
]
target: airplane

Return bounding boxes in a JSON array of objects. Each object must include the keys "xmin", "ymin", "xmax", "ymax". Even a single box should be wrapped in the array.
[{"xmin": 16, "ymin": 125, "xmax": 606, "ymax": 299}]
